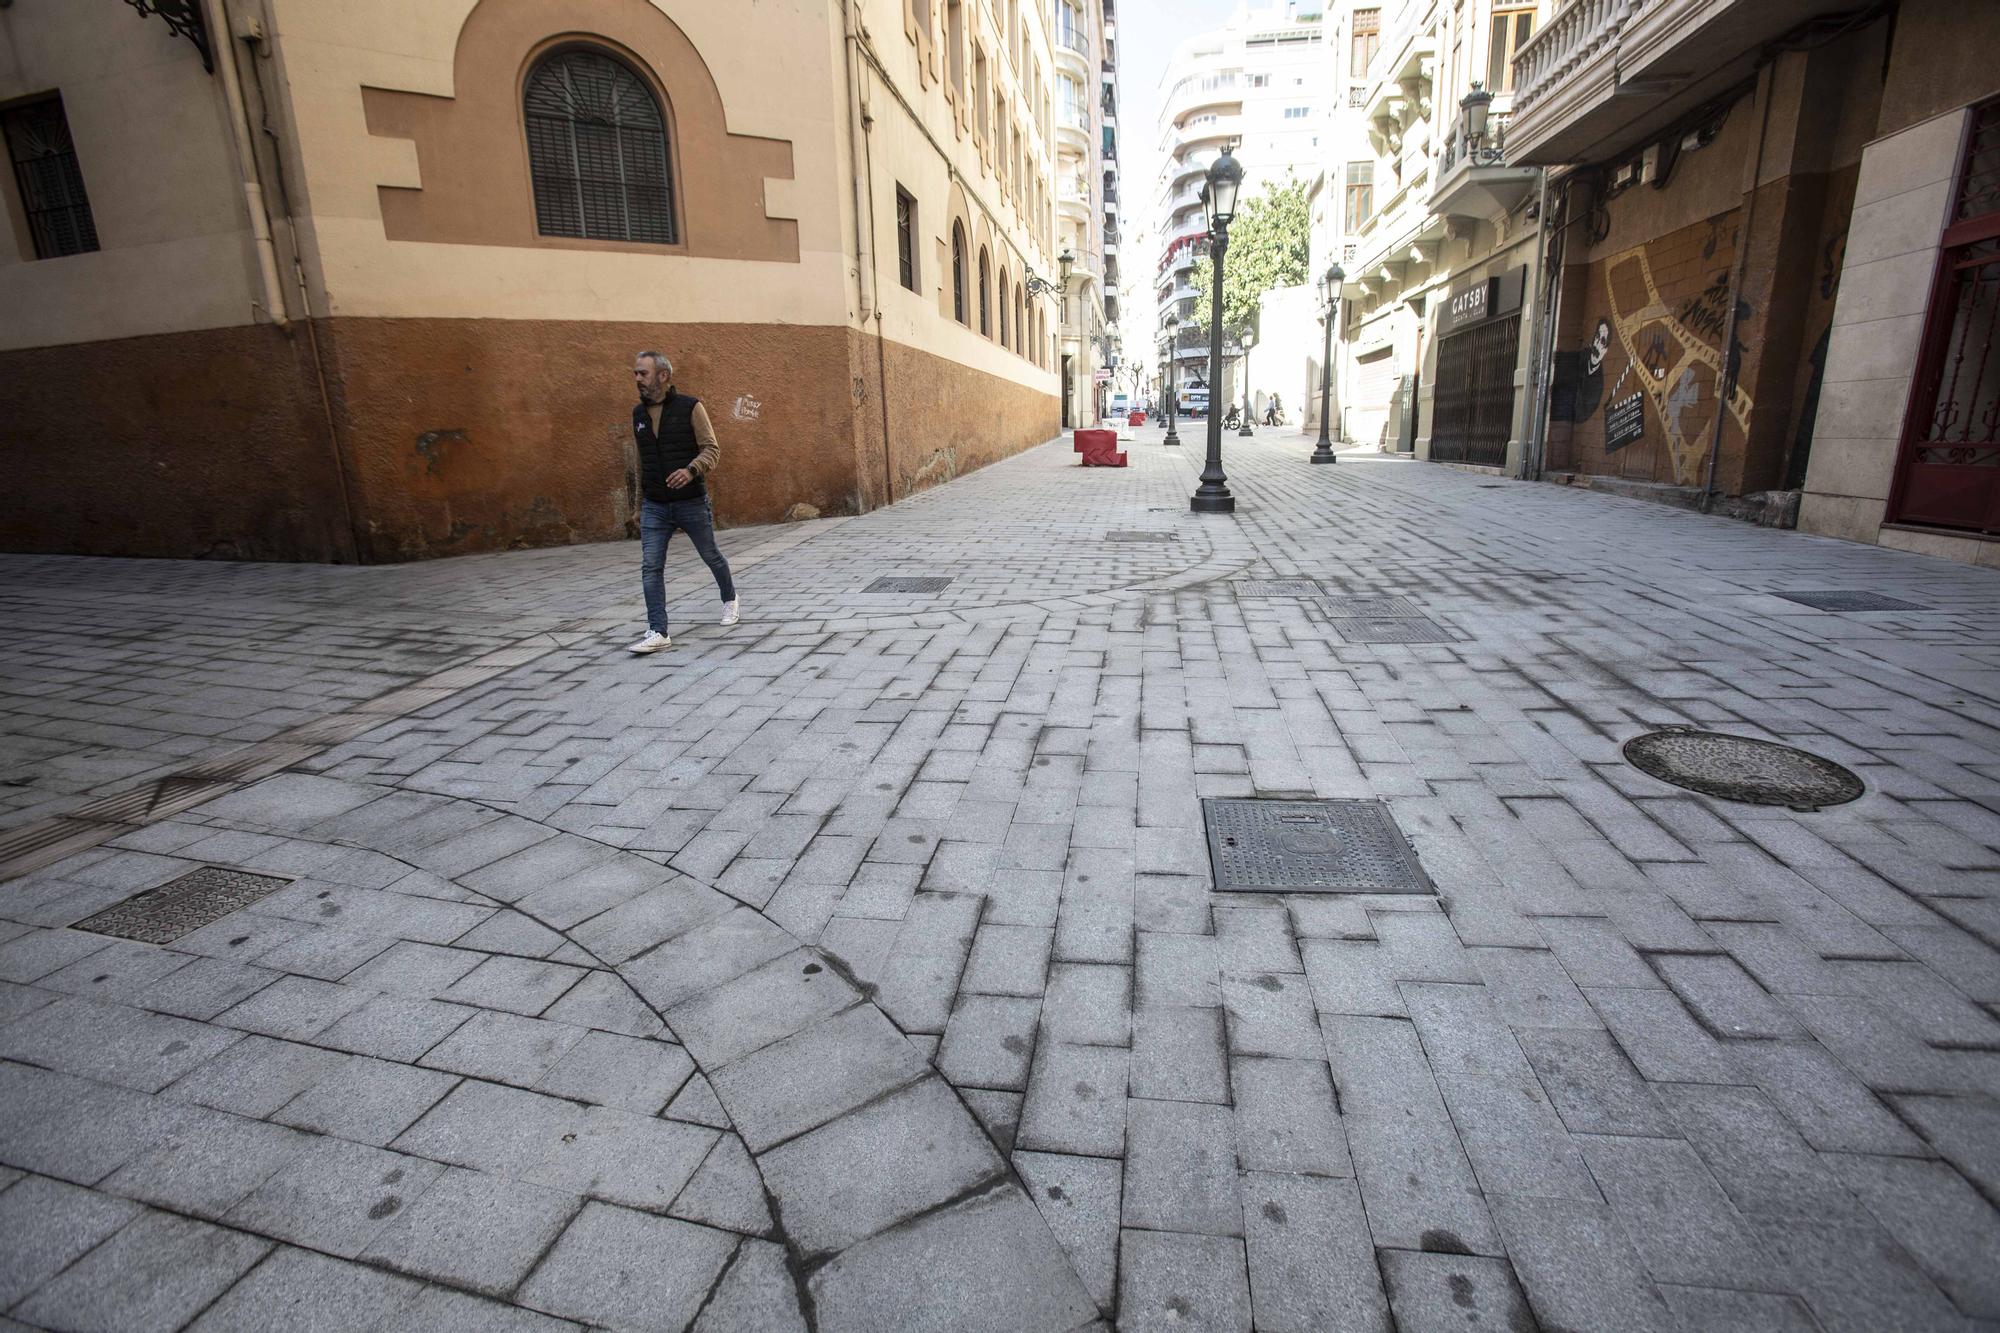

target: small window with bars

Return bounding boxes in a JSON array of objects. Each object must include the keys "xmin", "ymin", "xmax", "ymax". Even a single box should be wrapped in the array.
[
  {"xmin": 896, "ymin": 187, "xmax": 918, "ymax": 291},
  {"xmin": 3, "ymin": 95, "xmax": 99, "ymax": 260},
  {"xmin": 524, "ymin": 49, "xmax": 677, "ymax": 245}
]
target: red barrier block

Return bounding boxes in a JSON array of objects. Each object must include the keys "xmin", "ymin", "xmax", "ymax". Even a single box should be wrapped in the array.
[{"xmin": 1073, "ymin": 429, "xmax": 1125, "ymax": 467}]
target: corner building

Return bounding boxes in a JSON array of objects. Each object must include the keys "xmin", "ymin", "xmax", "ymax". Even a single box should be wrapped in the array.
[
  {"xmin": 1511, "ymin": 0, "xmax": 2000, "ymax": 561},
  {"xmin": 0, "ymin": 0, "xmax": 1064, "ymax": 562}
]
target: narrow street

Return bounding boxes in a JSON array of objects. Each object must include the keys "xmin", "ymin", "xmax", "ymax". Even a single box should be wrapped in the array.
[{"xmin": 2, "ymin": 429, "xmax": 1998, "ymax": 1331}]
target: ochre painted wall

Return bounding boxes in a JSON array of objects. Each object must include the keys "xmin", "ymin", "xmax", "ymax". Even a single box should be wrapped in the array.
[
  {"xmin": 0, "ymin": 317, "xmax": 1057, "ymax": 563},
  {"xmin": 0, "ymin": 324, "xmax": 354, "ymax": 561}
]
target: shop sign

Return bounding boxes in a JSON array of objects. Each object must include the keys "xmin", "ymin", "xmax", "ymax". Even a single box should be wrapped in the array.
[
  {"xmin": 1605, "ymin": 391, "xmax": 1646, "ymax": 452},
  {"xmin": 1437, "ymin": 266, "xmax": 1528, "ymax": 339}
]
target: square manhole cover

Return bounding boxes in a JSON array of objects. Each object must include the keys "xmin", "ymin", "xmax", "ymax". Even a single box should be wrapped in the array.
[
  {"xmin": 75, "ymin": 866, "xmax": 290, "ymax": 945},
  {"xmin": 1235, "ymin": 579, "xmax": 1324, "ymax": 597},
  {"xmin": 1773, "ymin": 590, "xmax": 1929, "ymax": 612},
  {"xmin": 1202, "ymin": 799, "xmax": 1434, "ymax": 895},
  {"xmin": 861, "ymin": 577, "xmax": 954, "ymax": 594},
  {"xmin": 1318, "ymin": 595, "xmax": 1425, "ymax": 617},
  {"xmin": 1104, "ymin": 531, "xmax": 1180, "ymax": 542},
  {"xmin": 1327, "ymin": 616, "xmax": 1457, "ymax": 643}
]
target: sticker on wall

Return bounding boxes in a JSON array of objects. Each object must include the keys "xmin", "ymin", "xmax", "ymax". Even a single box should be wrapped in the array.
[
  {"xmin": 732, "ymin": 394, "xmax": 763, "ymax": 422},
  {"xmin": 1605, "ymin": 392, "xmax": 1646, "ymax": 453}
]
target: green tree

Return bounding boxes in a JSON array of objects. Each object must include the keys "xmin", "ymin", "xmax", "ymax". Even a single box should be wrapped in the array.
[{"xmin": 1190, "ymin": 177, "xmax": 1311, "ymax": 339}]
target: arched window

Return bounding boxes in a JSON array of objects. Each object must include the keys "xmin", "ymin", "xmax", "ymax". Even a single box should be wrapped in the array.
[
  {"xmin": 1014, "ymin": 285, "xmax": 1024, "ymax": 354},
  {"xmin": 978, "ymin": 247, "xmax": 991, "ymax": 336},
  {"xmin": 951, "ymin": 222, "xmax": 968, "ymax": 324},
  {"xmin": 997, "ymin": 264, "xmax": 1009, "ymax": 346},
  {"xmin": 525, "ymin": 49, "xmax": 676, "ymax": 244}
]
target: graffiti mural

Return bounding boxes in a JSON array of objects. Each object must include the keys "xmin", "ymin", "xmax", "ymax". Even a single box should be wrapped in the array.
[{"xmin": 1573, "ymin": 217, "xmax": 1756, "ymax": 485}]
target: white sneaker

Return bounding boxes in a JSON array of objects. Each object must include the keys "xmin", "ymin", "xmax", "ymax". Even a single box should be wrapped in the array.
[
  {"xmin": 719, "ymin": 599, "xmax": 740, "ymax": 627},
  {"xmin": 628, "ymin": 631, "xmax": 672, "ymax": 654}
]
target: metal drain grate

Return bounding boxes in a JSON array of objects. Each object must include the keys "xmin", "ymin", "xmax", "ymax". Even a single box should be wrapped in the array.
[
  {"xmin": 861, "ymin": 577, "xmax": 954, "ymax": 594},
  {"xmin": 1203, "ymin": 799, "xmax": 1434, "ymax": 895},
  {"xmin": 1773, "ymin": 590, "xmax": 1930, "ymax": 612},
  {"xmin": 1318, "ymin": 595, "xmax": 1426, "ymax": 617},
  {"xmin": 1327, "ymin": 616, "xmax": 1457, "ymax": 643},
  {"xmin": 1623, "ymin": 728, "xmax": 1864, "ymax": 810},
  {"xmin": 1104, "ymin": 531, "xmax": 1180, "ymax": 542},
  {"xmin": 75, "ymin": 866, "xmax": 291, "ymax": 944},
  {"xmin": 1235, "ymin": 579, "xmax": 1324, "ymax": 597}
]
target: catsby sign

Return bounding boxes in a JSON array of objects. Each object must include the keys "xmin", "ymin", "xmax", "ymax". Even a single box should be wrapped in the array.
[{"xmin": 1436, "ymin": 266, "xmax": 1527, "ymax": 339}]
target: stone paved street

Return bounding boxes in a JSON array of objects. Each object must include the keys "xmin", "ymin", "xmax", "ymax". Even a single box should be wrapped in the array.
[{"xmin": 3, "ymin": 426, "xmax": 1999, "ymax": 1331}]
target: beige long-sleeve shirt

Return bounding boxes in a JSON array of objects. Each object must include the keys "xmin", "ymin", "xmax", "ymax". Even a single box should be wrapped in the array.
[{"xmin": 645, "ymin": 396, "xmax": 721, "ymax": 478}]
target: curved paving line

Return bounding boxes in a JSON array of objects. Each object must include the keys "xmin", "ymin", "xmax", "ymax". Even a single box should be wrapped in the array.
[{"xmin": 189, "ymin": 776, "xmax": 1101, "ymax": 1332}]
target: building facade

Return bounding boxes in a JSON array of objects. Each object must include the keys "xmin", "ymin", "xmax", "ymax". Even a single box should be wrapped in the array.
[
  {"xmin": 1151, "ymin": 4, "xmax": 1326, "ymax": 399},
  {"xmin": 1052, "ymin": 0, "xmax": 1119, "ymax": 427},
  {"xmin": 1331, "ymin": 0, "xmax": 1550, "ymax": 464},
  {"xmin": 0, "ymin": 0, "xmax": 1069, "ymax": 562}
]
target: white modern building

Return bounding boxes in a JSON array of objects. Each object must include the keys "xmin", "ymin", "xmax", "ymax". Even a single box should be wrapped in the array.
[
  {"xmin": 1055, "ymin": 0, "xmax": 1123, "ymax": 427},
  {"xmin": 1150, "ymin": 4, "xmax": 1327, "ymax": 397}
]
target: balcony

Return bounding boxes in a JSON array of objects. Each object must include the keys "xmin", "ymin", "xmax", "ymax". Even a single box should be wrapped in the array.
[
  {"xmin": 1056, "ymin": 103, "xmax": 1091, "ymax": 155},
  {"xmin": 1056, "ymin": 25, "xmax": 1091, "ymax": 75},
  {"xmin": 1429, "ymin": 106, "xmax": 1537, "ymax": 219},
  {"xmin": 1508, "ymin": 0, "xmax": 1864, "ymax": 166}
]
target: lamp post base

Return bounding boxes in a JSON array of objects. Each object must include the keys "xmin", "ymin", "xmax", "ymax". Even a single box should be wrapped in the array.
[
  {"xmin": 1190, "ymin": 491, "xmax": 1235, "ymax": 513},
  {"xmin": 1309, "ymin": 440, "xmax": 1338, "ymax": 464},
  {"xmin": 1163, "ymin": 427, "xmax": 1182, "ymax": 446}
]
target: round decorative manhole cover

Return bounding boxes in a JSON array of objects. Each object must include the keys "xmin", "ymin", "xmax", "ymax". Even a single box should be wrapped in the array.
[{"xmin": 1622, "ymin": 729, "xmax": 1864, "ymax": 811}]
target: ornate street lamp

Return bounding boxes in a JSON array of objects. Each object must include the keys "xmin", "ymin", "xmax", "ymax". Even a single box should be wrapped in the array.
[
  {"xmin": 1237, "ymin": 327, "xmax": 1257, "ymax": 437},
  {"xmin": 1311, "ymin": 262, "xmax": 1345, "ymax": 464},
  {"xmin": 1191, "ymin": 146, "xmax": 1243, "ymax": 514},
  {"xmin": 1162, "ymin": 313, "xmax": 1182, "ymax": 447},
  {"xmin": 1460, "ymin": 82, "xmax": 1503, "ymax": 166}
]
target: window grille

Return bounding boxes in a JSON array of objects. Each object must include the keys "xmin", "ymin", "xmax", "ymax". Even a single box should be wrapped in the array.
[
  {"xmin": 3, "ymin": 96, "xmax": 98, "ymax": 259},
  {"xmin": 952, "ymin": 223, "xmax": 969, "ymax": 323},
  {"xmin": 897, "ymin": 187, "xmax": 918, "ymax": 291},
  {"xmin": 524, "ymin": 49, "xmax": 676, "ymax": 244}
]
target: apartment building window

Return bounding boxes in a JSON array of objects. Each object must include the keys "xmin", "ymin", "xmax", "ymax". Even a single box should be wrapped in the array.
[
  {"xmin": 896, "ymin": 187, "xmax": 917, "ymax": 291},
  {"xmin": 978, "ymin": 247, "xmax": 992, "ymax": 335},
  {"xmin": 998, "ymin": 264, "xmax": 1011, "ymax": 344},
  {"xmin": 2, "ymin": 95, "xmax": 98, "ymax": 259},
  {"xmin": 1283, "ymin": 106, "xmax": 1310, "ymax": 119},
  {"xmin": 975, "ymin": 50, "xmax": 991, "ymax": 141},
  {"xmin": 1344, "ymin": 160, "xmax": 1373, "ymax": 231},
  {"xmin": 524, "ymin": 49, "xmax": 676, "ymax": 244},
  {"xmin": 1247, "ymin": 73, "xmax": 1269, "ymax": 88},
  {"xmin": 1488, "ymin": 7, "xmax": 1536, "ymax": 93},
  {"xmin": 948, "ymin": 0, "xmax": 966, "ymax": 99},
  {"xmin": 952, "ymin": 222, "xmax": 969, "ymax": 323},
  {"xmin": 1351, "ymin": 8, "xmax": 1380, "ymax": 78}
]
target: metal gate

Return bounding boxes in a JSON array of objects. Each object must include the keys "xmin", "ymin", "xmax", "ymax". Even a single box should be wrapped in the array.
[
  {"xmin": 1430, "ymin": 317, "xmax": 1519, "ymax": 466},
  {"xmin": 1887, "ymin": 98, "xmax": 2000, "ymax": 535}
]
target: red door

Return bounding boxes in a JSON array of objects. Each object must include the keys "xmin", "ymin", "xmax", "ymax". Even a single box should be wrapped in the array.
[{"xmin": 1887, "ymin": 99, "xmax": 2000, "ymax": 535}]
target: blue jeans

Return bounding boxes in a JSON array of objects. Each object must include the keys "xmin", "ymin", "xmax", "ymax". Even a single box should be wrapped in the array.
[{"xmin": 640, "ymin": 496, "xmax": 734, "ymax": 634}]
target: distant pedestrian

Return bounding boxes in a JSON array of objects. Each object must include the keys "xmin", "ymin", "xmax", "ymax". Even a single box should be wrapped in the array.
[{"xmin": 627, "ymin": 351, "xmax": 738, "ymax": 654}]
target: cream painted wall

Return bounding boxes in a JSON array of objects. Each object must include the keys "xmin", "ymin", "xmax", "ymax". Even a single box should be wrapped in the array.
[
  {"xmin": 267, "ymin": 0, "xmax": 855, "ymax": 327},
  {"xmin": 1798, "ymin": 108, "xmax": 1963, "ymax": 547},
  {"xmin": 0, "ymin": 5, "xmax": 264, "ymax": 350},
  {"xmin": 856, "ymin": 0, "xmax": 1058, "ymax": 391}
]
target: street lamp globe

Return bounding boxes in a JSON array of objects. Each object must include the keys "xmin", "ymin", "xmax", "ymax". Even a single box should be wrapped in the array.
[
  {"xmin": 1461, "ymin": 82, "xmax": 1493, "ymax": 148},
  {"xmin": 1058, "ymin": 247, "xmax": 1075, "ymax": 284},
  {"xmin": 1321, "ymin": 263, "xmax": 1345, "ymax": 308},
  {"xmin": 1203, "ymin": 147, "xmax": 1244, "ymax": 232}
]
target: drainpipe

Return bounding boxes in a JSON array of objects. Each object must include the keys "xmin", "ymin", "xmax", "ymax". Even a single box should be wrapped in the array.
[
  {"xmin": 839, "ymin": 0, "xmax": 895, "ymax": 506},
  {"xmin": 1701, "ymin": 59, "xmax": 1775, "ymax": 512},
  {"xmin": 1522, "ymin": 168, "xmax": 1558, "ymax": 480},
  {"xmin": 204, "ymin": 0, "xmax": 287, "ymax": 327}
]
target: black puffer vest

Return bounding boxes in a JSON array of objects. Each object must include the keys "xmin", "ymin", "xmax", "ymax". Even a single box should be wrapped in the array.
[{"xmin": 634, "ymin": 393, "xmax": 707, "ymax": 502}]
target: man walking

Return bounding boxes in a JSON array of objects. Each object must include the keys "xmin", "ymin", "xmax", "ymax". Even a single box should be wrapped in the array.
[{"xmin": 628, "ymin": 350, "xmax": 738, "ymax": 654}]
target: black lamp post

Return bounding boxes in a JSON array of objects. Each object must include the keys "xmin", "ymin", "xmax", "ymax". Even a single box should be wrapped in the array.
[
  {"xmin": 1460, "ymin": 82, "xmax": 1503, "ymax": 166},
  {"xmin": 1237, "ymin": 327, "xmax": 1256, "ymax": 436},
  {"xmin": 1311, "ymin": 262, "xmax": 1345, "ymax": 464},
  {"xmin": 1191, "ymin": 147, "xmax": 1243, "ymax": 514},
  {"xmin": 1162, "ymin": 314, "xmax": 1182, "ymax": 446}
]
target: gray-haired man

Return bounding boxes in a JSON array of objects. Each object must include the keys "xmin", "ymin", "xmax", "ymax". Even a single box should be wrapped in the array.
[{"xmin": 628, "ymin": 351, "xmax": 738, "ymax": 654}]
